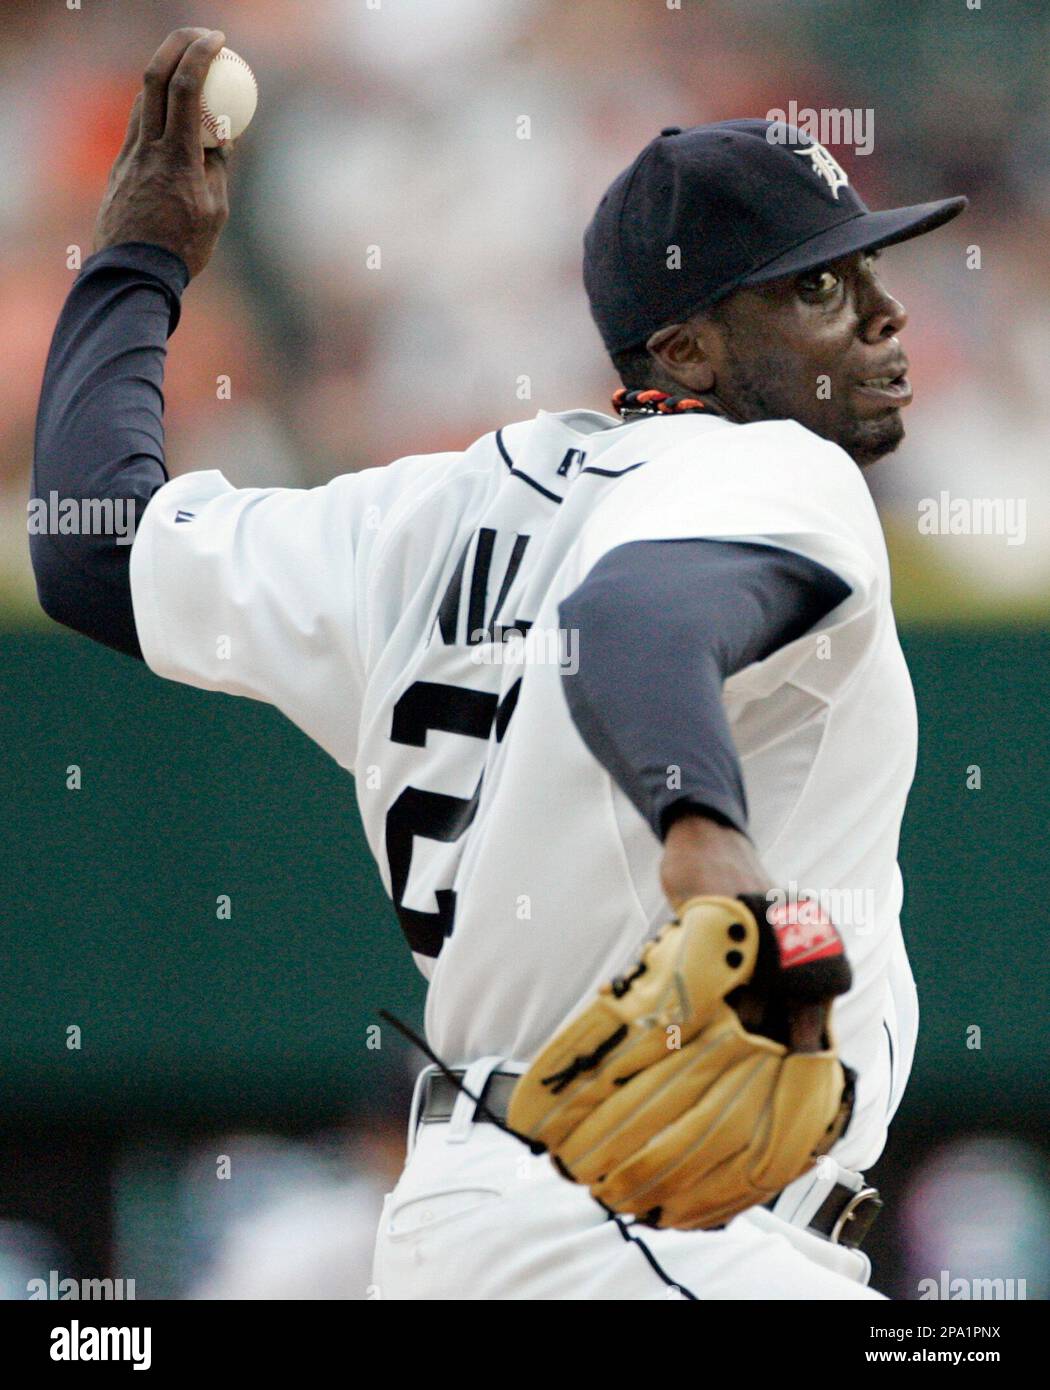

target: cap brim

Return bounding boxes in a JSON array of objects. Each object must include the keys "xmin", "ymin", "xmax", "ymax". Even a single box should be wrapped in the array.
[{"xmin": 740, "ymin": 196, "xmax": 968, "ymax": 289}]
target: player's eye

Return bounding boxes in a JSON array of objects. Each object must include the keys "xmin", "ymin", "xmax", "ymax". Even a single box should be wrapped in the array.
[{"xmin": 797, "ymin": 268, "xmax": 842, "ymax": 298}]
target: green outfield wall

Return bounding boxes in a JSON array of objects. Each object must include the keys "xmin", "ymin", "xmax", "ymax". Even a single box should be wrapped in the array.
[{"xmin": 2, "ymin": 630, "xmax": 1046, "ymax": 1128}]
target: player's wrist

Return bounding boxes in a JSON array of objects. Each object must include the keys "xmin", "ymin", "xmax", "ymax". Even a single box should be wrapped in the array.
[{"xmin": 660, "ymin": 812, "xmax": 772, "ymax": 910}]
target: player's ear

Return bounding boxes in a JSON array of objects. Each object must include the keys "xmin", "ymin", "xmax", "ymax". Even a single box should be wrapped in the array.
[{"xmin": 646, "ymin": 319, "xmax": 716, "ymax": 394}]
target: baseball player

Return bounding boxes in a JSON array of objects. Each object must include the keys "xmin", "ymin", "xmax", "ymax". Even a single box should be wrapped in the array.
[{"xmin": 31, "ymin": 29, "xmax": 967, "ymax": 1300}]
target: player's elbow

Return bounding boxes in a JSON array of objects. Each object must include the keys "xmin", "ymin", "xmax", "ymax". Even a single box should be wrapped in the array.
[
  {"xmin": 30, "ymin": 533, "xmax": 74, "ymax": 628},
  {"xmin": 29, "ymin": 532, "xmax": 143, "ymax": 657}
]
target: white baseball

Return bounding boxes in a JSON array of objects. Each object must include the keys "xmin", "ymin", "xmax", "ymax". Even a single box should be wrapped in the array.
[{"xmin": 200, "ymin": 47, "xmax": 258, "ymax": 148}]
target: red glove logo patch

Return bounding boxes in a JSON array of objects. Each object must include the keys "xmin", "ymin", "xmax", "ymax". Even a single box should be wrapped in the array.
[{"xmin": 767, "ymin": 900, "xmax": 843, "ymax": 969}]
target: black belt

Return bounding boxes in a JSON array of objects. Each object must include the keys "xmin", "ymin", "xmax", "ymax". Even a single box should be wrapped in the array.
[
  {"xmin": 419, "ymin": 1068, "xmax": 520, "ymax": 1126},
  {"xmin": 799, "ymin": 1182, "xmax": 883, "ymax": 1250},
  {"xmin": 417, "ymin": 1068, "xmax": 882, "ymax": 1252}
]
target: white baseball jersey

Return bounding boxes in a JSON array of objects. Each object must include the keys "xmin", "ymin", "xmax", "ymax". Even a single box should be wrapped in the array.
[{"xmin": 129, "ymin": 407, "xmax": 918, "ymax": 1174}]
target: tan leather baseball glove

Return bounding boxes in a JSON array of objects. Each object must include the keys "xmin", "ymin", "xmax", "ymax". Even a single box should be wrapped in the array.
[{"xmin": 508, "ymin": 893, "xmax": 856, "ymax": 1230}]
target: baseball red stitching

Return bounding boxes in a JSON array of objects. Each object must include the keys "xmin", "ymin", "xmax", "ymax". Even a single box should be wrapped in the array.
[{"xmin": 200, "ymin": 50, "xmax": 256, "ymax": 141}]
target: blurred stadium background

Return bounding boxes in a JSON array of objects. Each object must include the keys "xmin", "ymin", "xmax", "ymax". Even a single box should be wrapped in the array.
[{"xmin": 1, "ymin": 0, "xmax": 1047, "ymax": 1299}]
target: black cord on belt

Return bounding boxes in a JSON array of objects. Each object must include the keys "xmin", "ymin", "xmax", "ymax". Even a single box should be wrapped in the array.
[
  {"xmin": 379, "ymin": 1009, "xmax": 544, "ymax": 1154},
  {"xmin": 379, "ymin": 1008, "xmax": 701, "ymax": 1301}
]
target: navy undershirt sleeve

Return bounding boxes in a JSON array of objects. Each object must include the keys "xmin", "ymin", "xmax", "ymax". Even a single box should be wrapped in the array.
[
  {"xmin": 30, "ymin": 242, "xmax": 189, "ymax": 658},
  {"xmin": 558, "ymin": 538, "xmax": 852, "ymax": 840}
]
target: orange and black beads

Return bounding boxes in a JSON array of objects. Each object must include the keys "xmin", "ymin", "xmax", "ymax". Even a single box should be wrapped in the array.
[{"xmin": 611, "ymin": 387, "xmax": 707, "ymax": 417}]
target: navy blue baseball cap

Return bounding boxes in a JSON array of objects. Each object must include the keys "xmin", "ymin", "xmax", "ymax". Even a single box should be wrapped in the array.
[{"xmin": 584, "ymin": 118, "xmax": 967, "ymax": 355}]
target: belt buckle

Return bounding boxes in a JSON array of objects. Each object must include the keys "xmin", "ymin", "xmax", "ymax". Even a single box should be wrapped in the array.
[{"xmin": 830, "ymin": 1185, "xmax": 882, "ymax": 1249}]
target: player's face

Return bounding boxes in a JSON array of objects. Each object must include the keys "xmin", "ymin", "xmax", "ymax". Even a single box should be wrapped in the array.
[{"xmin": 703, "ymin": 250, "xmax": 911, "ymax": 466}]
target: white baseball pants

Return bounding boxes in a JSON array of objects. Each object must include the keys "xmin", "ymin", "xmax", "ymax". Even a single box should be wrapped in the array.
[{"xmin": 370, "ymin": 1059, "xmax": 886, "ymax": 1301}]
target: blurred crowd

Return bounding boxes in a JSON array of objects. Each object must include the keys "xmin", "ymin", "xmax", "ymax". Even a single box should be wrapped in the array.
[
  {"xmin": 1, "ymin": 1125, "xmax": 1045, "ymax": 1299},
  {"xmin": 3, "ymin": 0, "xmax": 1049, "ymax": 620}
]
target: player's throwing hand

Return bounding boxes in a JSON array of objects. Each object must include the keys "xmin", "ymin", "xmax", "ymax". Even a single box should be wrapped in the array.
[{"xmin": 93, "ymin": 29, "xmax": 231, "ymax": 279}]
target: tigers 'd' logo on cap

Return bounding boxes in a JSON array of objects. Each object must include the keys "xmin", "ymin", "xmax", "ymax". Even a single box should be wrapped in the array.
[
  {"xmin": 767, "ymin": 900, "xmax": 843, "ymax": 968},
  {"xmin": 794, "ymin": 140, "xmax": 850, "ymax": 200}
]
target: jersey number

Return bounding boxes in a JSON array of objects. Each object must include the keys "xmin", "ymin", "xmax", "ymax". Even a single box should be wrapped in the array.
[{"xmin": 385, "ymin": 678, "xmax": 519, "ymax": 957}]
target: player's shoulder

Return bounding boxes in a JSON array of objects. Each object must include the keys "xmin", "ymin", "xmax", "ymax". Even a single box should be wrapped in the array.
[
  {"xmin": 736, "ymin": 416, "xmax": 874, "ymax": 484},
  {"xmin": 654, "ymin": 413, "xmax": 870, "ymax": 490},
  {"xmin": 622, "ymin": 415, "xmax": 880, "ymax": 532},
  {"xmin": 592, "ymin": 408, "xmax": 867, "ymax": 492},
  {"xmin": 573, "ymin": 413, "xmax": 887, "ymax": 586}
]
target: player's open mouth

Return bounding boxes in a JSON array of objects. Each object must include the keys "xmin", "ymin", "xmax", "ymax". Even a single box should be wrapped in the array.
[{"xmin": 853, "ymin": 373, "xmax": 912, "ymax": 406}]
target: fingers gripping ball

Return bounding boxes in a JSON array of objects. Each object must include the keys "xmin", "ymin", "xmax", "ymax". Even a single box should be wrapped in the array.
[
  {"xmin": 507, "ymin": 894, "xmax": 856, "ymax": 1230},
  {"xmin": 201, "ymin": 47, "xmax": 257, "ymax": 147}
]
